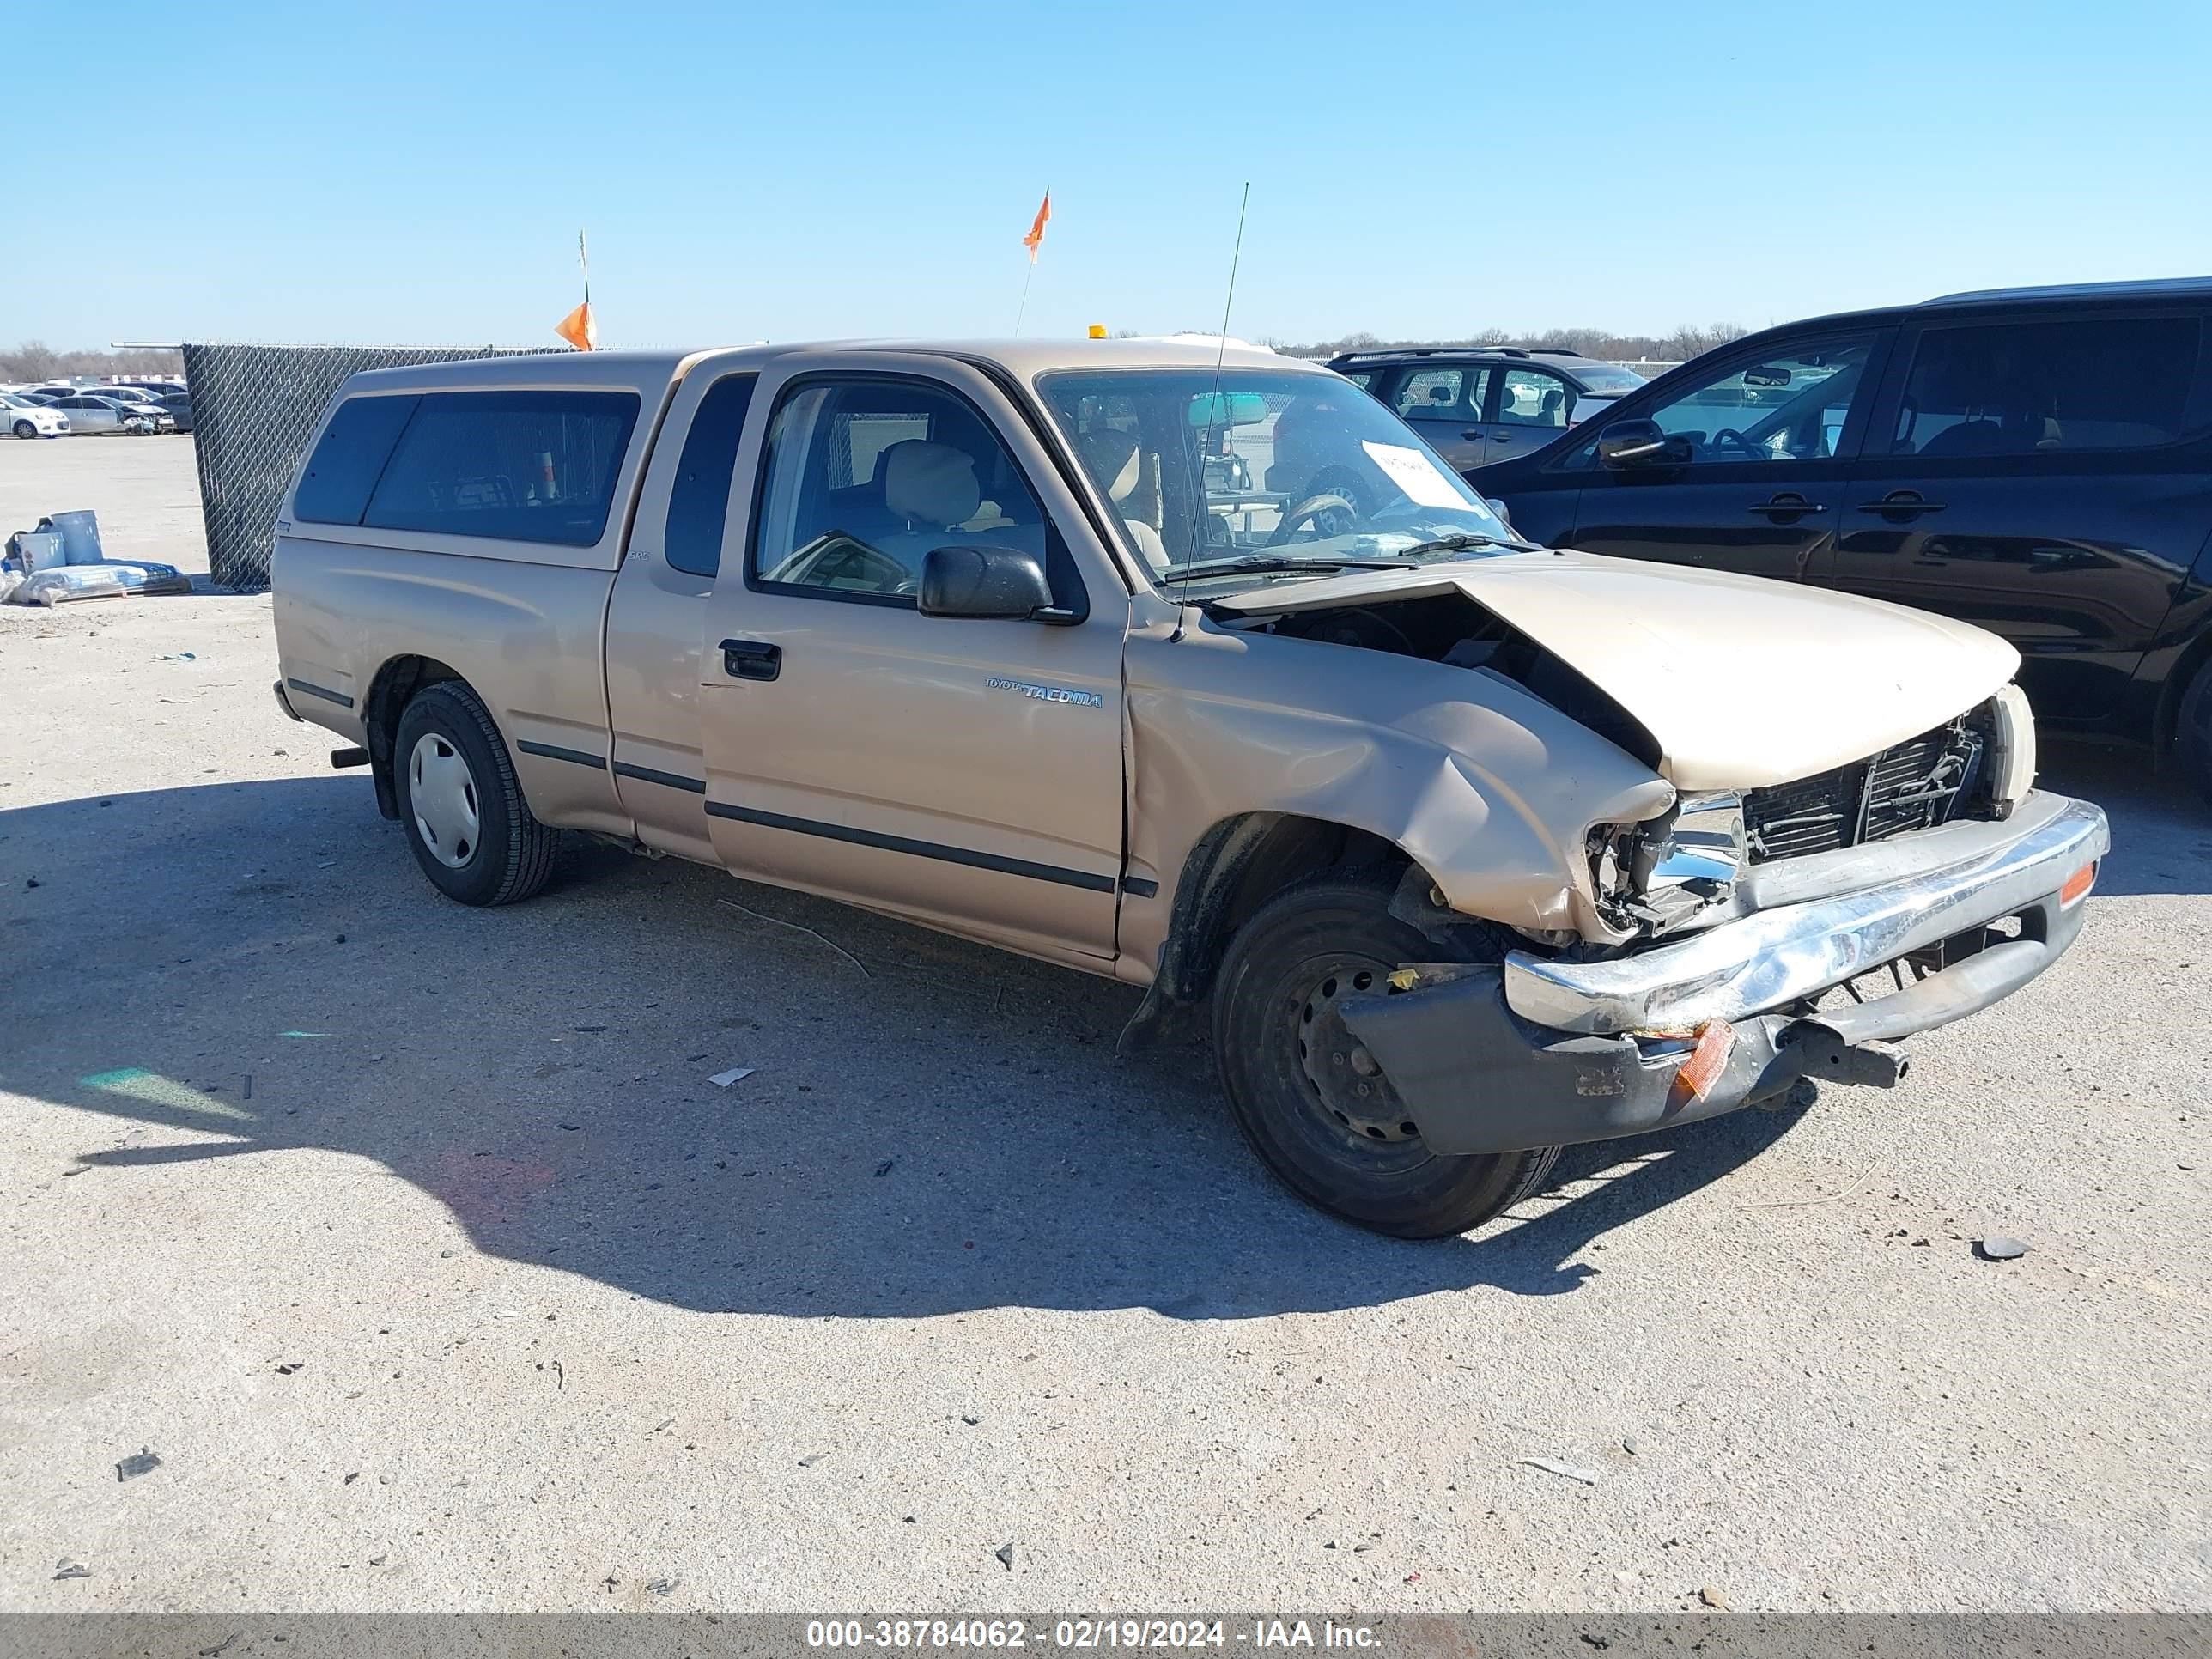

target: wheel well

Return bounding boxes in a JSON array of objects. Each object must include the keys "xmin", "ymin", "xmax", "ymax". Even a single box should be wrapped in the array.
[
  {"xmin": 1154, "ymin": 813, "xmax": 1408, "ymax": 1009},
  {"xmin": 363, "ymin": 654, "xmax": 464, "ymax": 819},
  {"xmin": 2152, "ymin": 627, "xmax": 2212, "ymax": 761}
]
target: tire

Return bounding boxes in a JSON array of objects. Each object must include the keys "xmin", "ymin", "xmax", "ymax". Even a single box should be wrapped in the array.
[
  {"xmin": 11, "ymin": 421, "xmax": 34, "ymax": 441},
  {"xmin": 2178, "ymin": 657, "xmax": 2212, "ymax": 810},
  {"xmin": 1211, "ymin": 866, "xmax": 1559, "ymax": 1238},
  {"xmin": 392, "ymin": 681, "xmax": 559, "ymax": 906}
]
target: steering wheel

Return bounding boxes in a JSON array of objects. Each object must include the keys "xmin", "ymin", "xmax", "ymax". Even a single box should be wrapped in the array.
[
  {"xmin": 1708, "ymin": 427, "xmax": 1765, "ymax": 460},
  {"xmin": 1267, "ymin": 492, "xmax": 1358, "ymax": 547}
]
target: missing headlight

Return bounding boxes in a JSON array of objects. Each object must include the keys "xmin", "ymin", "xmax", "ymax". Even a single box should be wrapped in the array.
[{"xmin": 1590, "ymin": 793, "xmax": 1746, "ymax": 934}]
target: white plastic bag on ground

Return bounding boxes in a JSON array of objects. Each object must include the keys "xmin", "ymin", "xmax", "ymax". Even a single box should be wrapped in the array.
[
  {"xmin": 9, "ymin": 560, "xmax": 190, "ymax": 605},
  {"xmin": 21, "ymin": 566, "xmax": 129, "ymax": 605}
]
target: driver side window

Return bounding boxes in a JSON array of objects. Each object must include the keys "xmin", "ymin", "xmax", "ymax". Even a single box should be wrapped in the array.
[
  {"xmin": 750, "ymin": 379, "xmax": 1048, "ymax": 601},
  {"xmin": 1638, "ymin": 334, "xmax": 1878, "ymax": 465}
]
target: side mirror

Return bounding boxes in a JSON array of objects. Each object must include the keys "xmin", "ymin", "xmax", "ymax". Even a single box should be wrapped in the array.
[
  {"xmin": 919, "ymin": 544, "xmax": 1060, "ymax": 622},
  {"xmin": 1483, "ymin": 497, "xmax": 1515, "ymax": 530},
  {"xmin": 1597, "ymin": 418, "xmax": 1692, "ymax": 470}
]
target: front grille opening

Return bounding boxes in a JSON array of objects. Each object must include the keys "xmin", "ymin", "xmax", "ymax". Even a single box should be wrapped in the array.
[{"xmin": 1743, "ymin": 713, "xmax": 1993, "ymax": 864}]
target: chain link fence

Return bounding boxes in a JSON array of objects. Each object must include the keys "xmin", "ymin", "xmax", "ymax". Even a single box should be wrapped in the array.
[{"xmin": 182, "ymin": 343, "xmax": 556, "ymax": 591}]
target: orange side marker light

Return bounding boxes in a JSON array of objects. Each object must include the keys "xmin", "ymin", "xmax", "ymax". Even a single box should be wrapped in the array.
[
  {"xmin": 2059, "ymin": 862, "xmax": 2097, "ymax": 908},
  {"xmin": 1676, "ymin": 1018, "xmax": 1737, "ymax": 1103}
]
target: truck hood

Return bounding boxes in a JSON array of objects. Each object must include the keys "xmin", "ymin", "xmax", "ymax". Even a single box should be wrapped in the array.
[{"xmin": 1207, "ymin": 551, "xmax": 2021, "ymax": 791}]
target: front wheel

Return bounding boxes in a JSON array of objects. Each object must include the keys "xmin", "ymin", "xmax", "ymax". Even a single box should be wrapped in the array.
[
  {"xmin": 392, "ymin": 681, "xmax": 560, "ymax": 905},
  {"xmin": 1211, "ymin": 868, "xmax": 1559, "ymax": 1237},
  {"xmin": 11, "ymin": 421, "xmax": 34, "ymax": 441}
]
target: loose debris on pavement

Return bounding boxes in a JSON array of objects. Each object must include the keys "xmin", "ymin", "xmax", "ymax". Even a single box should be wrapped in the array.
[{"xmin": 1518, "ymin": 1455, "xmax": 1601, "ymax": 1486}]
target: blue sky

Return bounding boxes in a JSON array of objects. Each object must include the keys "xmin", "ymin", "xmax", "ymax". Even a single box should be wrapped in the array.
[{"xmin": 8, "ymin": 0, "xmax": 2209, "ymax": 350}]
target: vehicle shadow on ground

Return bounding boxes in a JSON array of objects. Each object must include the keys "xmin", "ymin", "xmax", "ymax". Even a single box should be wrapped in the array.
[
  {"xmin": 2037, "ymin": 740, "xmax": 2209, "ymax": 896},
  {"xmin": 3, "ymin": 767, "xmax": 2150, "ymax": 1321}
]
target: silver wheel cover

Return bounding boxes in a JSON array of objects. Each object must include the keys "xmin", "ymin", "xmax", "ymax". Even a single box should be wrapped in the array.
[{"xmin": 408, "ymin": 732, "xmax": 481, "ymax": 868}]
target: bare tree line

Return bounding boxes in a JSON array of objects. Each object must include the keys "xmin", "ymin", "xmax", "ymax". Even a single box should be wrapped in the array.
[
  {"xmin": 1271, "ymin": 323, "xmax": 1751, "ymax": 362},
  {"xmin": 4, "ymin": 325, "xmax": 1753, "ymax": 382},
  {"xmin": 1, "ymin": 342, "xmax": 185, "ymax": 382}
]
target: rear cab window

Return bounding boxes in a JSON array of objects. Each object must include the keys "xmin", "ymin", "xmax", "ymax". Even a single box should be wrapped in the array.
[
  {"xmin": 293, "ymin": 395, "xmax": 418, "ymax": 525},
  {"xmin": 295, "ymin": 388, "xmax": 641, "ymax": 547}
]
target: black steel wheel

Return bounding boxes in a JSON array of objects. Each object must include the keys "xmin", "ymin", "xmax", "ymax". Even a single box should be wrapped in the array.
[{"xmin": 1211, "ymin": 867, "xmax": 1559, "ymax": 1238}]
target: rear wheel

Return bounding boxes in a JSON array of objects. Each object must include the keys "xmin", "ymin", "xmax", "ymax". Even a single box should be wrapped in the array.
[
  {"xmin": 1211, "ymin": 867, "xmax": 1559, "ymax": 1238},
  {"xmin": 392, "ymin": 681, "xmax": 559, "ymax": 905}
]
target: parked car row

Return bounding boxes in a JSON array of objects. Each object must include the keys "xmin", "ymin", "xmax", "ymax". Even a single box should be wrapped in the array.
[
  {"xmin": 2, "ymin": 392, "xmax": 73, "ymax": 439},
  {"xmin": 1327, "ymin": 346, "xmax": 1645, "ymax": 471},
  {"xmin": 1315, "ymin": 280, "xmax": 2212, "ymax": 799},
  {"xmin": 3, "ymin": 382, "xmax": 191, "ymax": 436}
]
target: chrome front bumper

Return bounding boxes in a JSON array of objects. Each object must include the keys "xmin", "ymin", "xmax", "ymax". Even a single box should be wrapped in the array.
[{"xmin": 1504, "ymin": 791, "xmax": 2109, "ymax": 1036}]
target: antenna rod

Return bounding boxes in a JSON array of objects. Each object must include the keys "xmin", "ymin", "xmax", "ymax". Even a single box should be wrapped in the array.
[
  {"xmin": 1204, "ymin": 182, "xmax": 1252, "ymax": 459},
  {"xmin": 1215, "ymin": 182, "xmax": 1250, "ymax": 356}
]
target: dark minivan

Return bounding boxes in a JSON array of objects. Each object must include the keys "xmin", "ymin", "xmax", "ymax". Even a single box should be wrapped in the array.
[{"xmin": 1468, "ymin": 278, "xmax": 2212, "ymax": 799}]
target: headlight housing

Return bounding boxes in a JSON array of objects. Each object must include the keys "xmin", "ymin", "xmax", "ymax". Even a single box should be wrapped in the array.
[
  {"xmin": 1589, "ymin": 791, "xmax": 1746, "ymax": 934},
  {"xmin": 1987, "ymin": 684, "xmax": 2036, "ymax": 817}
]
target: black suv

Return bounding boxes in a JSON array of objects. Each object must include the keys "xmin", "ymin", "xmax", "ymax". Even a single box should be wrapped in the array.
[
  {"xmin": 1469, "ymin": 278, "xmax": 2212, "ymax": 798},
  {"xmin": 1325, "ymin": 347, "xmax": 1649, "ymax": 472}
]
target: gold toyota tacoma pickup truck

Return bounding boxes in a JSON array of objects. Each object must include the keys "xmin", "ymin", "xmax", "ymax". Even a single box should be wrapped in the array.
[{"xmin": 270, "ymin": 337, "xmax": 2108, "ymax": 1237}]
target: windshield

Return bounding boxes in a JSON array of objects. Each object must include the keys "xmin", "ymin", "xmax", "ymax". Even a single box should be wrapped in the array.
[{"xmin": 1037, "ymin": 368, "xmax": 1521, "ymax": 589}]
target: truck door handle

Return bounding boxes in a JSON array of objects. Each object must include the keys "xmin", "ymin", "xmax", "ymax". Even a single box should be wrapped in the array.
[
  {"xmin": 1856, "ymin": 491, "xmax": 1946, "ymax": 517},
  {"xmin": 720, "ymin": 638, "xmax": 781, "ymax": 682},
  {"xmin": 1747, "ymin": 494, "xmax": 1826, "ymax": 518},
  {"xmin": 1490, "ymin": 432, "xmax": 1513, "ymax": 443},
  {"xmin": 1460, "ymin": 428, "xmax": 1485, "ymax": 440}
]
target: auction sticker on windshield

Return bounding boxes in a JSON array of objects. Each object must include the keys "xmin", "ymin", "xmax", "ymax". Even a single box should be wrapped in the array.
[{"xmin": 1360, "ymin": 441, "xmax": 1468, "ymax": 509}]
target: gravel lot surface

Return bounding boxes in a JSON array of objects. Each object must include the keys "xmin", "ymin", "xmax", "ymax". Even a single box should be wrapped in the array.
[{"xmin": 2, "ymin": 438, "xmax": 2208, "ymax": 1613}]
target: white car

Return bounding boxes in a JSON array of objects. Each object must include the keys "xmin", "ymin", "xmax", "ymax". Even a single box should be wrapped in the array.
[
  {"xmin": 1, "ymin": 392, "xmax": 70, "ymax": 439},
  {"xmin": 46, "ymin": 393, "xmax": 173, "ymax": 435}
]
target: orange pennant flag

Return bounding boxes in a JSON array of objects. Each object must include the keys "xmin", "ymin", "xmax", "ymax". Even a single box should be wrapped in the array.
[
  {"xmin": 555, "ymin": 300, "xmax": 598, "ymax": 351},
  {"xmin": 1022, "ymin": 191, "xmax": 1050, "ymax": 264}
]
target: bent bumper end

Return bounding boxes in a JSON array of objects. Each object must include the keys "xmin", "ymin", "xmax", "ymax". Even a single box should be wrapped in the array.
[
  {"xmin": 1504, "ymin": 793, "xmax": 2108, "ymax": 1037},
  {"xmin": 1338, "ymin": 970, "xmax": 1816, "ymax": 1157},
  {"xmin": 1340, "ymin": 864, "xmax": 2092, "ymax": 1158}
]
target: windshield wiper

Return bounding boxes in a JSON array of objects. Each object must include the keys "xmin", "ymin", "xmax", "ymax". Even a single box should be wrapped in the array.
[
  {"xmin": 1159, "ymin": 554, "xmax": 1421, "ymax": 584},
  {"xmin": 1394, "ymin": 532, "xmax": 1545, "ymax": 558}
]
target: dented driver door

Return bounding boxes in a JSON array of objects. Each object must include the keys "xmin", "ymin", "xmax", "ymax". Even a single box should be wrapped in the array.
[{"xmin": 697, "ymin": 352, "xmax": 1131, "ymax": 963}]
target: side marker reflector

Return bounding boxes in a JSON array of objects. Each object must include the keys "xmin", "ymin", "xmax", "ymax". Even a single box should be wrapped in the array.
[
  {"xmin": 1676, "ymin": 1018, "xmax": 1737, "ymax": 1103},
  {"xmin": 2059, "ymin": 862, "xmax": 2096, "ymax": 908}
]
